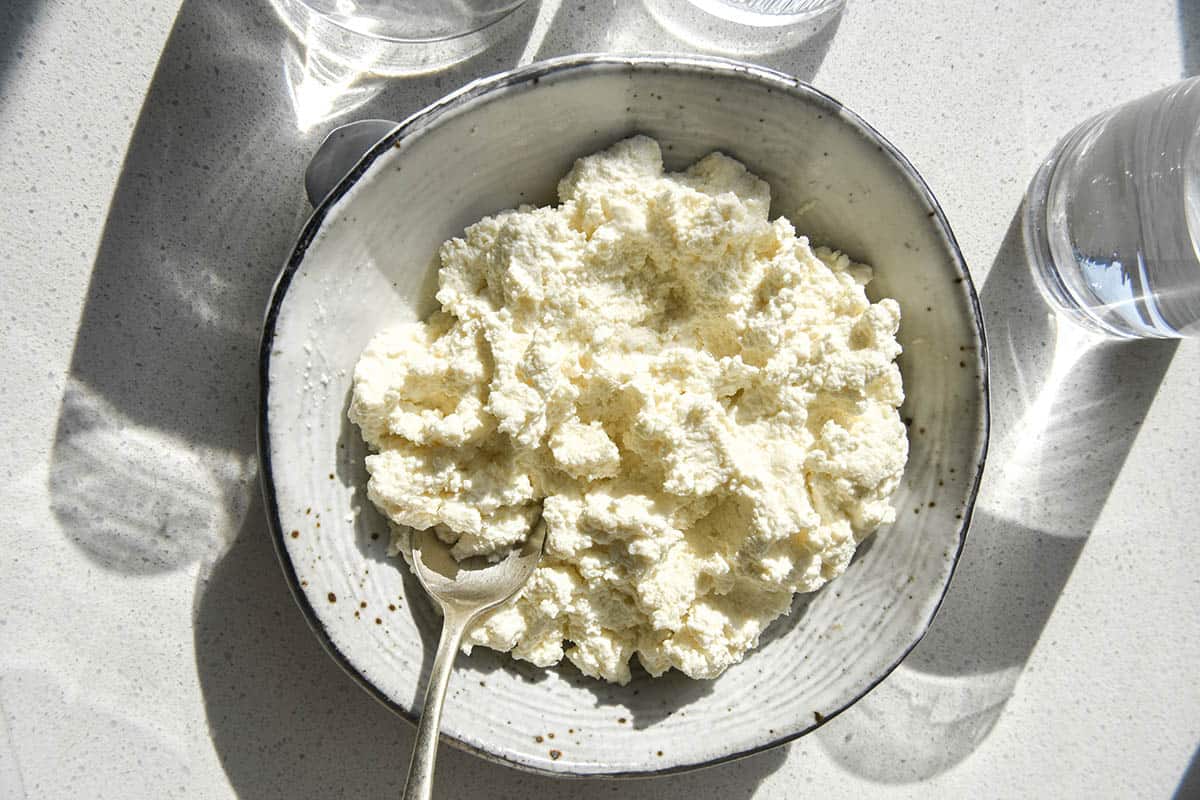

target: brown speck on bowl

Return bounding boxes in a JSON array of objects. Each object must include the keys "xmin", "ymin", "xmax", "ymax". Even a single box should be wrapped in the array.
[
  {"xmin": 547, "ymin": 732, "xmax": 555, "ymax": 739},
  {"xmin": 814, "ymin": 711, "xmax": 826, "ymax": 723},
  {"xmin": 618, "ymin": 718, "xmax": 627, "ymax": 724},
  {"xmin": 535, "ymin": 735, "xmax": 544, "ymax": 743},
  {"xmin": 549, "ymin": 750, "xmax": 562, "ymax": 760},
  {"xmin": 374, "ymin": 617, "xmax": 381, "ymax": 624},
  {"xmin": 327, "ymin": 592, "xmax": 336, "ymax": 603},
  {"xmin": 388, "ymin": 604, "xmax": 396, "ymax": 611},
  {"xmin": 305, "ymin": 507, "xmax": 311, "ymax": 515},
  {"xmin": 359, "ymin": 601, "xmax": 367, "ymax": 609},
  {"xmin": 290, "ymin": 530, "xmax": 299, "ymax": 538}
]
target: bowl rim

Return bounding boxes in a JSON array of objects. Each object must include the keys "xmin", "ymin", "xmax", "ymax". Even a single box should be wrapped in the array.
[{"xmin": 257, "ymin": 52, "xmax": 991, "ymax": 778}]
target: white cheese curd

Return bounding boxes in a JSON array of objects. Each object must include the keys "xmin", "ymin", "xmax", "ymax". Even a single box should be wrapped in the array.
[{"xmin": 349, "ymin": 136, "xmax": 907, "ymax": 684}]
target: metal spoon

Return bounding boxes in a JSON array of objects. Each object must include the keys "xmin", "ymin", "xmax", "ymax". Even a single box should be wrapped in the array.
[{"xmin": 401, "ymin": 509, "xmax": 546, "ymax": 800}]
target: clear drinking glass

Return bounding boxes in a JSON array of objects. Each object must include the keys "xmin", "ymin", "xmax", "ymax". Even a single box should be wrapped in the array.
[{"xmin": 1023, "ymin": 77, "xmax": 1200, "ymax": 338}]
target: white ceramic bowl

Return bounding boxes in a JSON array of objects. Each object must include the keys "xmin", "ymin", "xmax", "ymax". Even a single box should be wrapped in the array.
[{"xmin": 259, "ymin": 54, "xmax": 989, "ymax": 776}]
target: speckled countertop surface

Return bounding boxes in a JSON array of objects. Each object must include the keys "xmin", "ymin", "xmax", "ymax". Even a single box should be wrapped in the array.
[{"xmin": 2, "ymin": 1, "xmax": 1198, "ymax": 797}]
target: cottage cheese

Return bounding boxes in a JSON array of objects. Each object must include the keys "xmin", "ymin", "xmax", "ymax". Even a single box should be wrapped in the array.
[{"xmin": 350, "ymin": 137, "xmax": 907, "ymax": 684}]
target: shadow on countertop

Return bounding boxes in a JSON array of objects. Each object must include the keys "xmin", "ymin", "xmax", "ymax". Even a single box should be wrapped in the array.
[
  {"xmin": 1174, "ymin": 746, "xmax": 1200, "ymax": 800},
  {"xmin": 817, "ymin": 210, "xmax": 1178, "ymax": 782}
]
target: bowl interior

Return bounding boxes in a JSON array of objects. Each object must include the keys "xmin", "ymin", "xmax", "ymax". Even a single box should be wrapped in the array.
[{"xmin": 262, "ymin": 56, "xmax": 987, "ymax": 776}]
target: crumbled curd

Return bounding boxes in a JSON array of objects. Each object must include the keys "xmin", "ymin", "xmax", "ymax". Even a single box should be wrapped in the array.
[{"xmin": 350, "ymin": 136, "xmax": 907, "ymax": 684}]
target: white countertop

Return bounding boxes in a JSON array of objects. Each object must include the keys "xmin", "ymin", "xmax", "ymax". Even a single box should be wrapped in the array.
[{"xmin": 2, "ymin": 1, "xmax": 1198, "ymax": 797}]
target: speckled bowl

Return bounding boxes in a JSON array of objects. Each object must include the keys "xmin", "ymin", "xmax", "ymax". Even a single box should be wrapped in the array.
[{"xmin": 259, "ymin": 54, "xmax": 989, "ymax": 776}]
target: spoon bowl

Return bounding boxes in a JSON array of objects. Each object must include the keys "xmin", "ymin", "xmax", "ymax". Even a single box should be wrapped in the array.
[
  {"xmin": 409, "ymin": 517, "xmax": 547, "ymax": 614},
  {"xmin": 401, "ymin": 510, "xmax": 546, "ymax": 800}
]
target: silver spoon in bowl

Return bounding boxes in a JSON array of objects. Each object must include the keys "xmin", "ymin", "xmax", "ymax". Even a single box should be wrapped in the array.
[{"xmin": 401, "ymin": 507, "xmax": 546, "ymax": 800}]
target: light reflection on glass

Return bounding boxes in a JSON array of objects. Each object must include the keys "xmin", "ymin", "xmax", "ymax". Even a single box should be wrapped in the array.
[{"xmin": 282, "ymin": 39, "xmax": 385, "ymax": 134}]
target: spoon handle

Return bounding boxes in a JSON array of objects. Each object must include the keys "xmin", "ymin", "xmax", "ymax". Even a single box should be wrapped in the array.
[{"xmin": 402, "ymin": 610, "xmax": 470, "ymax": 800}]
